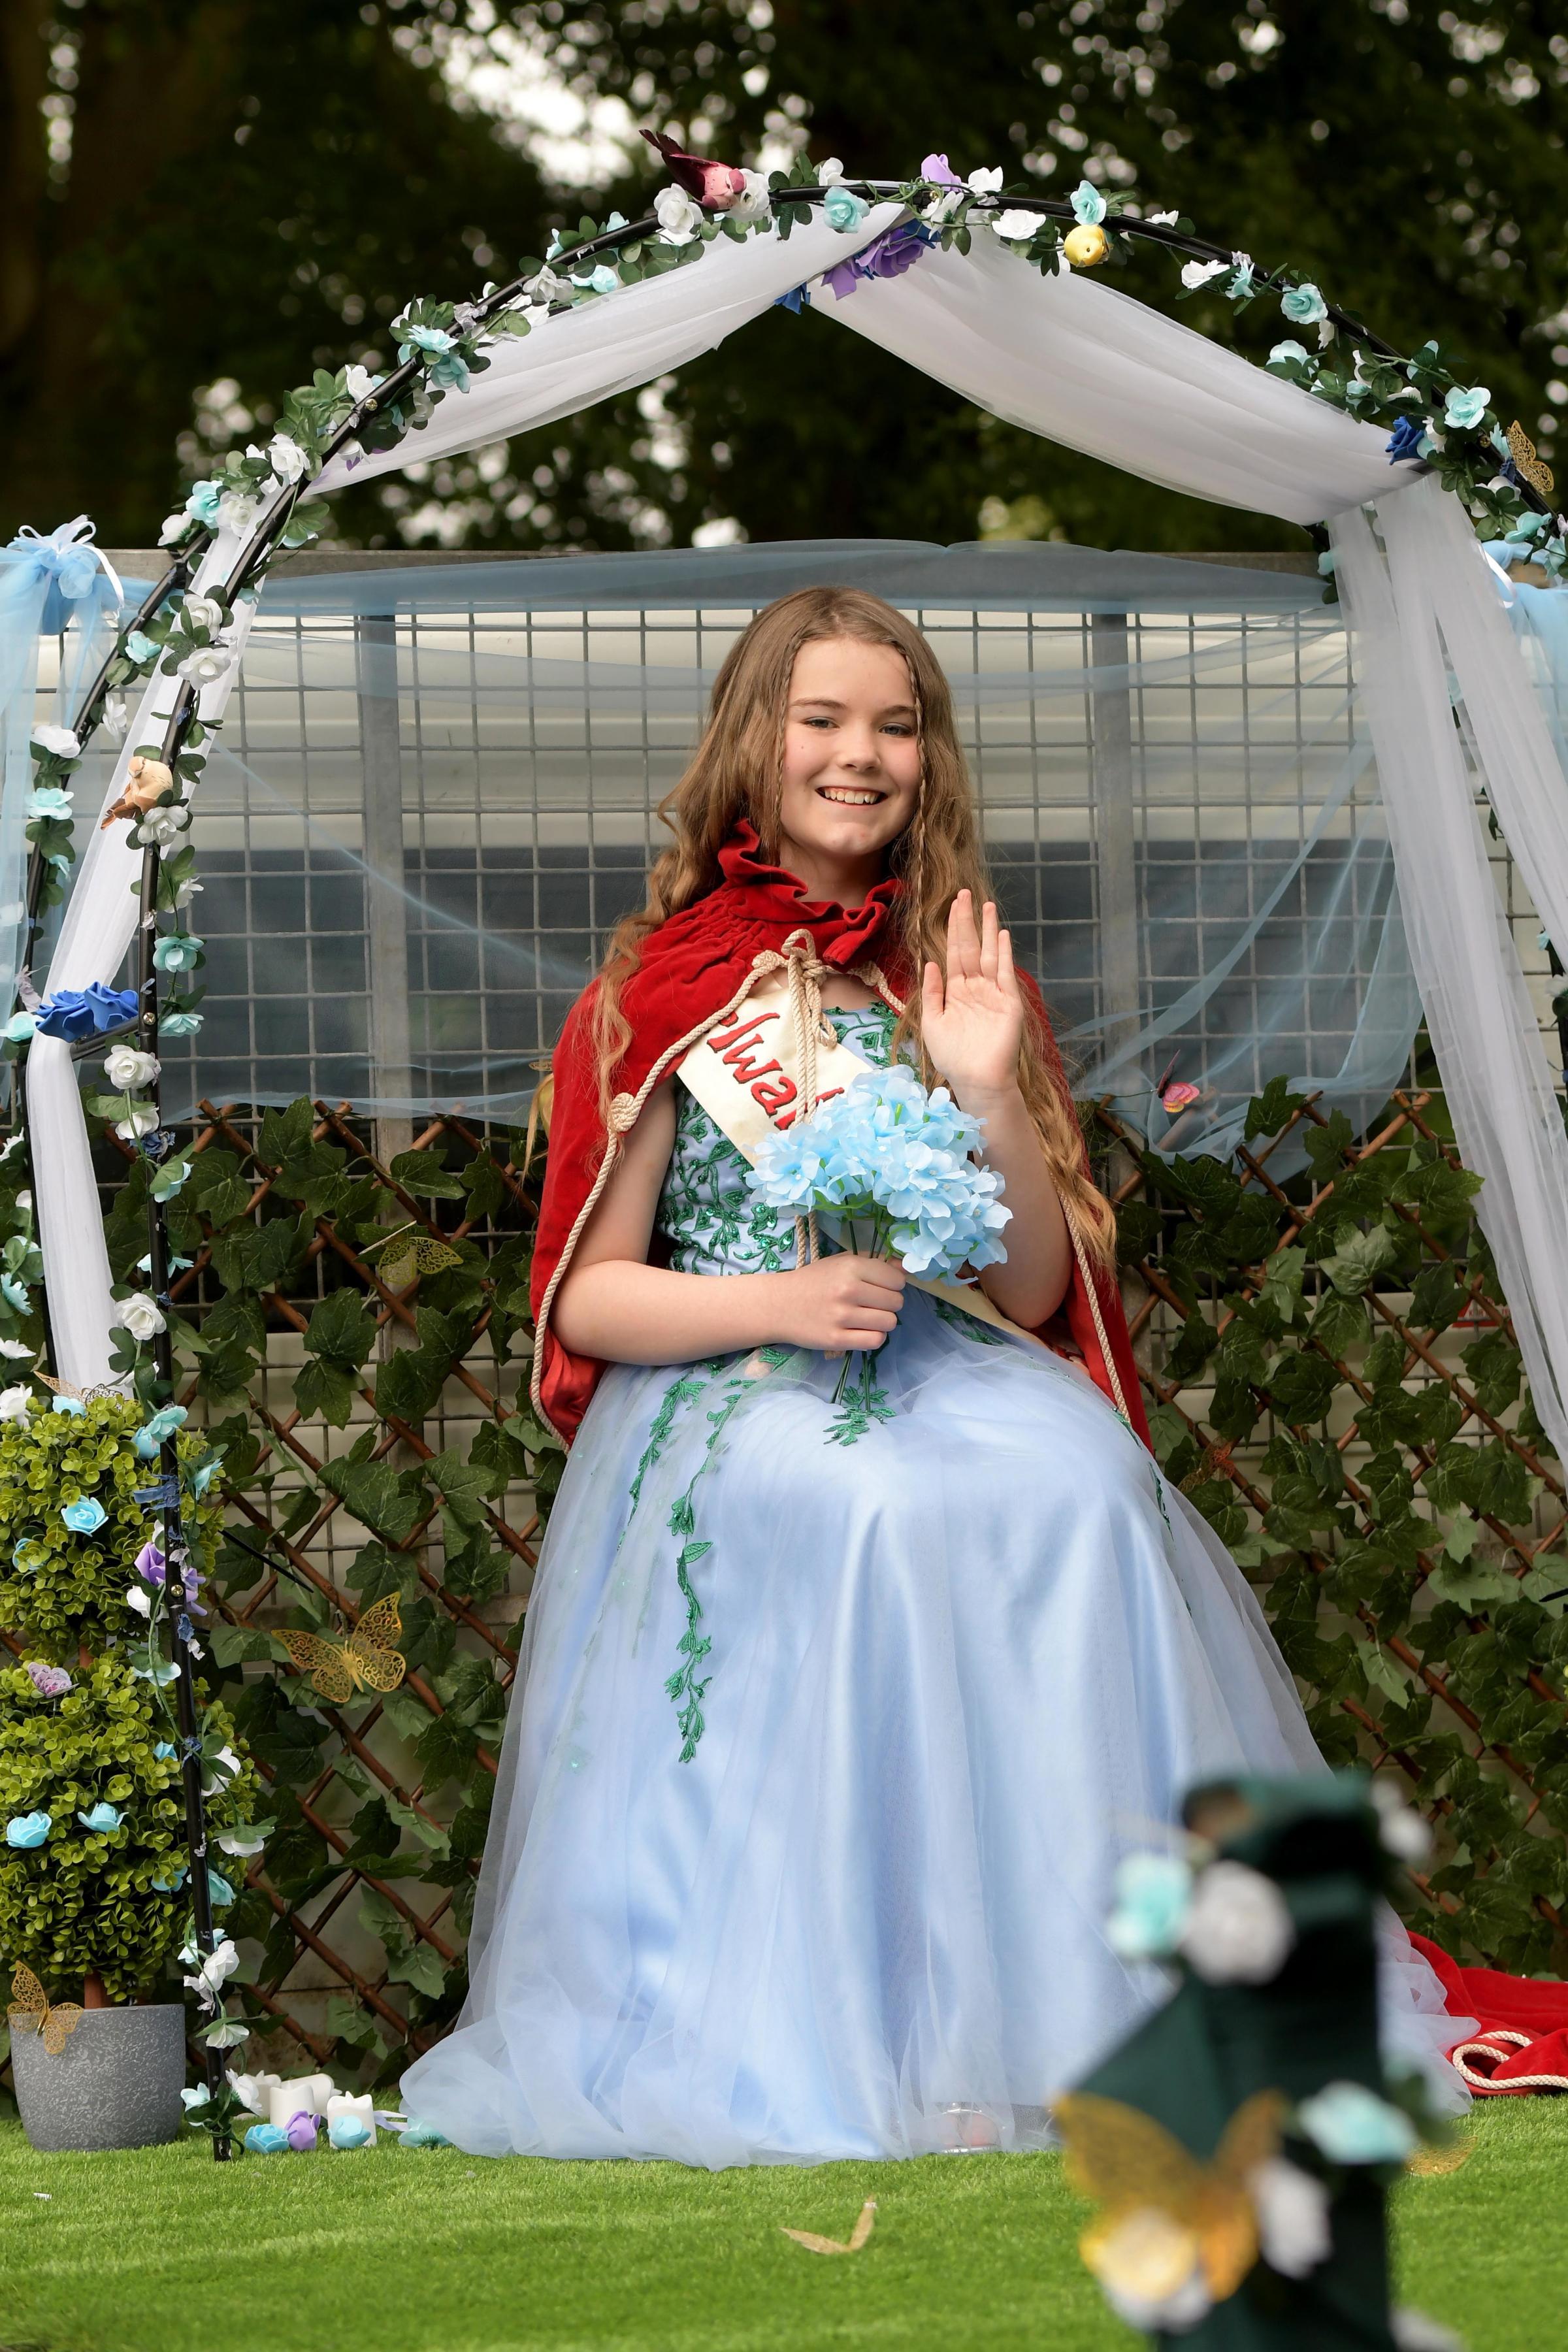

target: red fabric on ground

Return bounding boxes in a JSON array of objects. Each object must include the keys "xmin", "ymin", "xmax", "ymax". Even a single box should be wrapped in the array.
[{"xmin": 1409, "ymin": 1929, "xmax": 1568, "ymax": 2093}]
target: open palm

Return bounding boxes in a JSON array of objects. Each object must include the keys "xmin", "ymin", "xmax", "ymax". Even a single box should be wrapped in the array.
[{"xmin": 921, "ymin": 890, "xmax": 1025, "ymax": 1104}]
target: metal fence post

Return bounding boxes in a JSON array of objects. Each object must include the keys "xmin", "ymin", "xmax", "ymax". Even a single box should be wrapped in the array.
[{"xmin": 355, "ymin": 613, "xmax": 413, "ymax": 1173}]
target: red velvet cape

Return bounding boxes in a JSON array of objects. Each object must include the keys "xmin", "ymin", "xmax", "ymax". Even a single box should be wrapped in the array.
[{"xmin": 530, "ymin": 825, "xmax": 1151, "ymax": 1450}]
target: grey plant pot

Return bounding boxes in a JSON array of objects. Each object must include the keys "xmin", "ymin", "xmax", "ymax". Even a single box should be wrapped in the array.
[{"xmin": 11, "ymin": 2003, "xmax": 186, "ymax": 2153}]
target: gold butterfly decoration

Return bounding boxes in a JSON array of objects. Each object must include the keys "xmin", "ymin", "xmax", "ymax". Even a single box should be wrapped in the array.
[
  {"xmin": 1054, "ymin": 2089, "xmax": 1284, "ymax": 2306},
  {"xmin": 780, "ymin": 2198, "xmax": 877, "ymax": 2256},
  {"xmin": 7, "ymin": 1963, "xmax": 84, "ymax": 2059},
  {"xmin": 276, "ymin": 1592, "xmax": 406, "ymax": 1705},
  {"xmin": 380, "ymin": 1236, "xmax": 464, "ymax": 1290},
  {"xmin": 1507, "ymin": 420, "xmax": 1556, "ymax": 502},
  {"xmin": 38, "ymin": 1374, "xmax": 123, "ymax": 1405}
]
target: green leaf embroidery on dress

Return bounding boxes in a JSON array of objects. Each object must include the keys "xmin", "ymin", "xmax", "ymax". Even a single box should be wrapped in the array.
[
  {"xmin": 931, "ymin": 1296, "xmax": 1009, "ymax": 1347},
  {"xmin": 664, "ymin": 1369, "xmax": 756, "ymax": 1760},
  {"xmin": 826, "ymin": 1354, "xmax": 896, "ymax": 1447}
]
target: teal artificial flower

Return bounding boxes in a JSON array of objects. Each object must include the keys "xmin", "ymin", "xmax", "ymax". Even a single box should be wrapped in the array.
[
  {"xmin": 124, "ymin": 629, "xmax": 161, "ymax": 664},
  {"xmin": 580, "ymin": 264, "xmax": 620, "ymax": 295},
  {"xmin": 1269, "ymin": 340, "xmax": 1313, "ymax": 367},
  {"xmin": 823, "ymin": 184, "xmax": 870, "ymax": 233},
  {"xmin": 244, "ymin": 2122, "xmax": 289, "ymax": 2154},
  {"xmin": 188, "ymin": 1459, "xmax": 219, "ymax": 1499},
  {"xmin": 152, "ymin": 933, "xmax": 203, "ymax": 974},
  {"xmin": 3, "ymin": 1013, "xmax": 36, "ymax": 1045},
  {"xmin": 1, "ymin": 1275, "xmax": 29, "ymax": 1311},
  {"xmin": 133, "ymin": 1403, "xmax": 188, "ymax": 1459},
  {"xmin": 5, "ymin": 1810, "xmax": 50, "ymax": 1848},
  {"xmin": 1070, "ymin": 180, "xmax": 1107, "ymax": 226},
  {"xmin": 1105, "ymin": 1852, "xmax": 1193, "ymax": 1961},
  {"xmin": 158, "ymin": 1009, "xmax": 203, "ymax": 1037},
  {"xmin": 1296, "ymin": 2080, "xmax": 1418, "ymax": 2166},
  {"xmin": 329, "ymin": 2116, "xmax": 372, "ymax": 2149},
  {"xmin": 1443, "ymin": 383, "xmax": 1490, "ymax": 431},
  {"xmin": 1280, "ymin": 281, "xmax": 1328, "ymax": 326},
  {"xmin": 398, "ymin": 323, "xmax": 456, "ymax": 358},
  {"xmin": 184, "ymin": 482, "xmax": 223, "ymax": 527},
  {"xmin": 77, "ymin": 1802, "xmax": 123, "ymax": 1834},
  {"xmin": 26, "ymin": 786, "xmax": 73, "ymax": 821},
  {"xmin": 50, "ymin": 1395, "xmax": 86, "ymax": 1417},
  {"xmin": 207, "ymin": 1869, "xmax": 236, "ymax": 1908},
  {"xmin": 428, "ymin": 352, "xmax": 471, "ymax": 391},
  {"xmin": 154, "ymin": 1741, "xmax": 178, "ymax": 1759},
  {"xmin": 150, "ymin": 1863, "xmax": 188, "ymax": 1891},
  {"xmin": 12, "ymin": 1537, "xmax": 46, "ymax": 1572},
  {"xmin": 61, "ymin": 1495, "xmax": 108, "ymax": 1535}
]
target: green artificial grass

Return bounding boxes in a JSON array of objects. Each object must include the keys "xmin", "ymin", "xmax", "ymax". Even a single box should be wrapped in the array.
[{"xmin": 0, "ymin": 2104, "xmax": 1563, "ymax": 2352}]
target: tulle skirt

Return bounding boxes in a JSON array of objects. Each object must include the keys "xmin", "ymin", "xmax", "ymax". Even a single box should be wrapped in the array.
[{"xmin": 400, "ymin": 1294, "xmax": 1467, "ymax": 2164}]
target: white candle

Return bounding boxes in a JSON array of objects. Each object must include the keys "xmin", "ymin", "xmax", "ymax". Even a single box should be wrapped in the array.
[
  {"xmin": 268, "ymin": 2073, "xmax": 335, "ymax": 2129},
  {"xmin": 326, "ymin": 2091, "xmax": 376, "ymax": 2145}
]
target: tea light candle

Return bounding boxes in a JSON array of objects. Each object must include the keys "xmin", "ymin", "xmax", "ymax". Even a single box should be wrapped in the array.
[
  {"xmin": 325, "ymin": 2091, "xmax": 376, "ymax": 2146},
  {"xmin": 268, "ymin": 2073, "xmax": 334, "ymax": 2129}
]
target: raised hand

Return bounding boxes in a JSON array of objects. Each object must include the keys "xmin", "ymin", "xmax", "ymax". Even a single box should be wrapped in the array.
[{"xmin": 919, "ymin": 890, "xmax": 1026, "ymax": 1109}]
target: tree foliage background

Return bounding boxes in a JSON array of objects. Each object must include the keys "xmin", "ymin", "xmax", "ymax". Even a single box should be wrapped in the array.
[{"xmin": 3, "ymin": 0, "xmax": 1567, "ymax": 554}]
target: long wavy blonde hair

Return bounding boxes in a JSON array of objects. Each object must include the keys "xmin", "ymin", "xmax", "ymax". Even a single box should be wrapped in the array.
[{"xmin": 588, "ymin": 585, "xmax": 1115, "ymax": 1262}]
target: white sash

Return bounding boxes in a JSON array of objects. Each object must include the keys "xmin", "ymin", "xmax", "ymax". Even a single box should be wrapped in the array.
[{"xmin": 677, "ymin": 971, "xmax": 1043, "ymax": 1351}]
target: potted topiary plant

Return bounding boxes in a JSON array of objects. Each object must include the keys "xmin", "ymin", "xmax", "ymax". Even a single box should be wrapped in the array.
[{"xmin": 0, "ymin": 1392, "xmax": 265, "ymax": 2151}]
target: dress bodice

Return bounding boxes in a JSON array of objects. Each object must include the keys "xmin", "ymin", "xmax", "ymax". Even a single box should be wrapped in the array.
[{"xmin": 655, "ymin": 1000, "xmax": 900, "ymax": 1278}]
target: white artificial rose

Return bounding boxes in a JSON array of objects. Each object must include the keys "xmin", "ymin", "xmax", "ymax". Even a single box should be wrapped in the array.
[
  {"xmin": 115, "ymin": 1108, "xmax": 160, "ymax": 1141},
  {"xmin": 174, "ymin": 878, "xmax": 203, "ymax": 909},
  {"xmin": 653, "ymin": 184, "xmax": 702, "ymax": 244},
  {"xmin": 217, "ymin": 489, "xmax": 262, "ymax": 534},
  {"xmin": 1148, "ymin": 209, "xmax": 1179, "ymax": 225},
  {"xmin": 267, "ymin": 433, "xmax": 309, "ymax": 483},
  {"xmin": 159, "ymin": 511, "xmax": 190, "ymax": 546},
  {"xmin": 101, "ymin": 694, "xmax": 129, "ymax": 743},
  {"xmin": 0, "ymin": 1339, "xmax": 33, "ymax": 1360},
  {"xmin": 177, "ymin": 643, "xmax": 233, "ymax": 688},
  {"xmin": 817, "ymin": 157, "xmax": 845, "ymax": 183},
  {"xmin": 966, "ymin": 165, "xmax": 1004, "ymax": 193},
  {"xmin": 1178, "ymin": 1859, "xmax": 1296, "ymax": 1985},
  {"xmin": 1249, "ymin": 2158, "xmax": 1331, "ymax": 2278},
  {"xmin": 191, "ymin": 1938, "xmax": 240, "ymax": 1995},
  {"xmin": 1371, "ymin": 1777, "xmax": 1433, "ymax": 1865},
  {"xmin": 136, "ymin": 804, "xmax": 191, "ymax": 848},
  {"xmin": 728, "ymin": 169, "xmax": 772, "ymax": 225},
  {"xmin": 990, "ymin": 209, "xmax": 1043, "ymax": 242},
  {"xmin": 125, "ymin": 1586, "xmax": 152, "ymax": 1618},
  {"xmin": 1180, "ymin": 257, "xmax": 1230, "ymax": 289},
  {"xmin": 342, "ymin": 363, "xmax": 378, "ymax": 399},
  {"xmin": 181, "ymin": 594, "xmax": 224, "ymax": 635},
  {"xmin": 104, "ymin": 1045, "xmax": 160, "ymax": 1090},
  {"xmin": 31, "ymin": 723, "xmax": 80, "ymax": 759},
  {"xmin": 921, "ymin": 188, "xmax": 964, "ymax": 227},
  {"xmin": 0, "ymin": 1384, "xmax": 33, "ymax": 1424},
  {"xmin": 115, "ymin": 1291, "xmax": 167, "ymax": 1342},
  {"xmin": 526, "ymin": 266, "xmax": 566, "ymax": 306}
]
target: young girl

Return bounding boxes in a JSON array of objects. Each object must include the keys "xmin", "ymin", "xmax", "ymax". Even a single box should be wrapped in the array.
[{"xmin": 400, "ymin": 586, "xmax": 1462, "ymax": 2164}]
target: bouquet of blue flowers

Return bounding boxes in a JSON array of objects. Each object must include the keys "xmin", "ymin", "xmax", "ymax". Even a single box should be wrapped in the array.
[{"xmin": 747, "ymin": 1064, "xmax": 1010, "ymax": 1439}]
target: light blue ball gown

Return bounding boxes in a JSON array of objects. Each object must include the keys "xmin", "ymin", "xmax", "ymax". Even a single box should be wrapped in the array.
[{"xmin": 400, "ymin": 1005, "xmax": 1465, "ymax": 2164}]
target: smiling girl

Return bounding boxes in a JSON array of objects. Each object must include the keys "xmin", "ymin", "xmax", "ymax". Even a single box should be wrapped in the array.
[{"xmin": 399, "ymin": 586, "xmax": 1460, "ymax": 2166}]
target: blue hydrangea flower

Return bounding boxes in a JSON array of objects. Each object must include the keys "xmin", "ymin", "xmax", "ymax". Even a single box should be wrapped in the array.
[
  {"xmin": 1280, "ymin": 281, "xmax": 1328, "ymax": 326},
  {"xmin": 748, "ymin": 1064, "xmax": 1011, "ymax": 1280},
  {"xmin": 5, "ymin": 1810, "xmax": 50, "ymax": 1848},
  {"xmin": 61, "ymin": 1495, "xmax": 107, "ymax": 1536},
  {"xmin": 77, "ymin": 1801, "xmax": 122, "ymax": 1834},
  {"xmin": 1296, "ymin": 2080, "xmax": 1418, "ymax": 2166},
  {"xmin": 1443, "ymin": 383, "xmax": 1490, "ymax": 431},
  {"xmin": 1070, "ymin": 181, "xmax": 1107, "ymax": 227},
  {"xmin": 823, "ymin": 185, "xmax": 870, "ymax": 233}
]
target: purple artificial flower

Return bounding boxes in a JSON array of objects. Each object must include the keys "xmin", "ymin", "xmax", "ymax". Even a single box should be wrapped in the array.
[
  {"xmin": 920, "ymin": 152, "xmax": 964, "ymax": 186},
  {"xmin": 1386, "ymin": 415, "xmax": 1428, "ymax": 465},
  {"xmin": 286, "ymin": 2110, "xmax": 319, "ymax": 2152},
  {"xmin": 24, "ymin": 1661, "xmax": 72, "ymax": 1699},
  {"xmin": 823, "ymin": 220, "xmax": 936, "ymax": 302},
  {"xmin": 136, "ymin": 1539, "xmax": 166, "ymax": 1585}
]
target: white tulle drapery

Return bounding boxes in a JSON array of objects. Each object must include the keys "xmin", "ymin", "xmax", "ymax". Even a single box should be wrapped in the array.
[{"xmin": 29, "ymin": 214, "xmax": 1568, "ymax": 1452}]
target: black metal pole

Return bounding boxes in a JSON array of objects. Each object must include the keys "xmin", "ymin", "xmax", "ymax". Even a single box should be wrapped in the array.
[{"xmin": 137, "ymin": 825, "xmax": 228, "ymax": 2159}]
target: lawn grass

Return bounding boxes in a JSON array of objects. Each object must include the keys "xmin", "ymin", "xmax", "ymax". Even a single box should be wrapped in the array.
[{"xmin": 0, "ymin": 2104, "xmax": 1563, "ymax": 2352}]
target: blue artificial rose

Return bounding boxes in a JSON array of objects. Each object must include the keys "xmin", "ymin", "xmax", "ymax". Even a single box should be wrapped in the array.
[
  {"xmin": 823, "ymin": 185, "xmax": 870, "ymax": 233},
  {"xmin": 329, "ymin": 2115, "xmax": 373, "ymax": 2149},
  {"xmin": 3, "ymin": 1013, "xmax": 35, "ymax": 1045},
  {"xmin": 1443, "ymin": 382, "xmax": 1490, "ymax": 431},
  {"xmin": 50, "ymin": 1395, "xmax": 86, "ymax": 1418},
  {"xmin": 26, "ymin": 786, "xmax": 73, "ymax": 822},
  {"xmin": 77, "ymin": 1801, "xmax": 123, "ymax": 1835},
  {"xmin": 1295, "ymin": 2080, "xmax": 1418, "ymax": 2166},
  {"xmin": 244, "ymin": 2122, "xmax": 290, "ymax": 2154},
  {"xmin": 124, "ymin": 629, "xmax": 161, "ymax": 665},
  {"xmin": 5, "ymin": 1810, "xmax": 50, "ymax": 1849},
  {"xmin": 184, "ymin": 482, "xmax": 223, "ymax": 527},
  {"xmin": 399, "ymin": 323, "xmax": 456, "ymax": 358},
  {"xmin": 133, "ymin": 1403, "xmax": 188, "ymax": 1460},
  {"xmin": 33, "ymin": 982, "xmax": 139, "ymax": 1042},
  {"xmin": 1267, "ymin": 340, "xmax": 1313, "ymax": 368},
  {"xmin": 1385, "ymin": 414, "xmax": 1429, "ymax": 465},
  {"xmin": 158, "ymin": 1009, "xmax": 203, "ymax": 1037},
  {"xmin": 587, "ymin": 265, "xmax": 619, "ymax": 296},
  {"xmin": 1280, "ymin": 281, "xmax": 1328, "ymax": 325},
  {"xmin": 152, "ymin": 934, "xmax": 203, "ymax": 974},
  {"xmin": 428, "ymin": 352, "xmax": 471, "ymax": 391},
  {"xmin": 1070, "ymin": 180, "xmax": 1107, "ymax": 226},
  {"xmin": 60, "ymin": 1495, "xmax": 108, "ymax": 1536},
  {"xmin": 1105, "ymin": 1852, "xmax": 1194, "ymax": 1961},
  {"xmin": 398, "ymin": 2120, "xmax": 451, "ymax": 2148}
]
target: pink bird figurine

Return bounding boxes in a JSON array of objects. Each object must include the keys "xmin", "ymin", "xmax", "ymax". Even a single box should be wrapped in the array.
[{"xmin": 642, "ymin": 127, "xmax": 748, "ymax": 210}]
